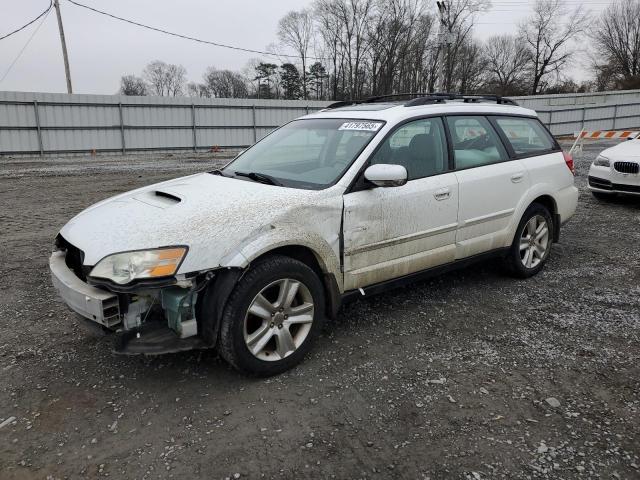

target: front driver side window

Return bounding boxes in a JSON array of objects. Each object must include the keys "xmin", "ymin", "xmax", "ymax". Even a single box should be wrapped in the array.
[
  {"xmin": 446, "ymin": 116, "xmax": 509, "ymax": 170},
  {"xmin": 370, "ymin": 117, "xmax": 448, "ymax": 181}
]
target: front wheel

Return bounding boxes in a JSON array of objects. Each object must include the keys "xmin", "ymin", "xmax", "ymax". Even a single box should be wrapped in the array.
[
  {"xmin": 505, "ymin": 204, "xmax": 553, "ymax": 278},
  {"xmin": 218, "ymin": 255, "xmax": 325, "ymax": 376}
]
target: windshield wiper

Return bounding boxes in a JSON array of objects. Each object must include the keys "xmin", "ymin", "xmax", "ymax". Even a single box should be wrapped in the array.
[
  {"xmin": 233, "ymin": 171, "xmax": 283, "ymax": 186},
  {"xmin": 210, "ymin": 169, "xmax": 228, "ymax": 177}
]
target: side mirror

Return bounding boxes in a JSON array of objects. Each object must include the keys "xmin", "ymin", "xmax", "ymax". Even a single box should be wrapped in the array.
[{"xmin": 364, "ymin": 164, "xmax": 408, "ymax": 188}]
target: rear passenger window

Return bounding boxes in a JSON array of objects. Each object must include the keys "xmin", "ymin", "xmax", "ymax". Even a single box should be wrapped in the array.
[
  {"xmin": 446, "ymin": 116, "xmax": 509, "ymax": 170},
  {"xmin": 494, "ymin": 117, "xmax": 555, "ymax": 155}
]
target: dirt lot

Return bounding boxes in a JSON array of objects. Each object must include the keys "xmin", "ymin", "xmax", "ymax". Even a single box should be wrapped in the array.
[{"xmin": 0, "ymin": 142, "xmax": 638, "ymax": 480}]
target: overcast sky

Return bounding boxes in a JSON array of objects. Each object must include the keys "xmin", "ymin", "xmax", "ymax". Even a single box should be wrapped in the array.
[{"xmin": 0, "ymin": 0, "xmax": 609, "ymax": 95}]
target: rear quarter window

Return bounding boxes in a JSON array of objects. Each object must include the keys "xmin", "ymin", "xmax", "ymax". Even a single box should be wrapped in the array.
[{"xmin": 494, "ymin": 117, "xmax": 556, "ymax": 156}]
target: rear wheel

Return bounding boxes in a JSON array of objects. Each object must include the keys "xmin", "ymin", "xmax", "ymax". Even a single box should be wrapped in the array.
[
  {"xmin": 218, "ymin": 255, "xmax": 325, "ymax": 376},
  {"xmin": 505, "ymin": 203, "xmax": 553, "ymax": 278}
]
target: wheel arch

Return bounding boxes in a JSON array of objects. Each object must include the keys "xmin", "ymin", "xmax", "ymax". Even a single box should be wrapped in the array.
[
  {"xmin": 529, "ymin": 194, "xmax": 560, "ymax": 243},
  {"xmin": 508, "ymin": 188, "xmax": 562, "ymax": 247},
  {"xmin": 249, "ymin": 245, "xmax": 342, "ymax": 320}
]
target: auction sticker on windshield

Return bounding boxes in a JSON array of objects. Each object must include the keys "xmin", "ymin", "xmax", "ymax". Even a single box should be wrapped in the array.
[{"xmin": 339, "ymin": 121, "xmax": 384, "ymax": 132}]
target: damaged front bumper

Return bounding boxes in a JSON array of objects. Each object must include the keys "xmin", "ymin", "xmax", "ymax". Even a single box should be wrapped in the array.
[{"xmin": 49, "ymin": 250, "xmax": 209, "ymax": 354}]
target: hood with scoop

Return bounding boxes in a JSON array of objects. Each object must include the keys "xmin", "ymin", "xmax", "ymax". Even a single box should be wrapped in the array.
[{"xmin": 59, "ymin": 173, "xmax": 339, "ymax": 274}]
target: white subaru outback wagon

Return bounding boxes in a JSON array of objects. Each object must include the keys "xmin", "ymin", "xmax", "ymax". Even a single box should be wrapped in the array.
[{"xmin": 50, "ymin": 94, "xmax": 579, "ymax": 376}]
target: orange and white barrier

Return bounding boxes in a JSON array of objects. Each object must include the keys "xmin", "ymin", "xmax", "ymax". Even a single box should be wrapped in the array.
[
  {"xmin": 574, "ymin": 130, "xmax": 639, "ymax": 139},
  {"xmin": 570, "ymin": 129, "xmax": 639, "ymax": 155}
]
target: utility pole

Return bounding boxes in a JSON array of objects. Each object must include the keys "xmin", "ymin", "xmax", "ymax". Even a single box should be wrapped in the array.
[
  {"xmin": 54, "ymin": 0, "xmax": 73, "ymax": 94},
  {"xmin": 435, "ymin": 1, "xmax": 449, "ymax": 93}
]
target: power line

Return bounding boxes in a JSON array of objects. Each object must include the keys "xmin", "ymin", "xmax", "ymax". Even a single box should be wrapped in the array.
[
  {"xmin": 0, "ymin": 0, "xmax": 53, "ymax": 41},
  {"xmin": 0, "ymin": 8, "xmax": 52, "ymax": 83},
  {"xmin": 64, "ymin": 0, "xmax": 325, "ymax": 61}
]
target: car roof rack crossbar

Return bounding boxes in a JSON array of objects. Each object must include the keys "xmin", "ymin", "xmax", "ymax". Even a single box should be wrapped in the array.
[
  {"xmin": 323, "ymin": 92, "xmax": 518, "ymax": 110},
  {"xmin": 404, "ymin": 93, "xmax": 519, "ymax": 107}
]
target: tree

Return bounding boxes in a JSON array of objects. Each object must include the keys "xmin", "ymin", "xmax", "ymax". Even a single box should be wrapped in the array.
[
  {"xmin": 142, "ymin": 60, "xmax": 187, "ymax": 96},
  {"xmin": 454, "ymin": 39, "xmax": 485, "ymax": 94},
  {"xmin": 119, "ymin": 75, "xmax": 147, "ymax": 96},
  {"xmin": 202, "ymin": 68, "xmax": 249, "ymax": 98},
  {"xmin": 165, "ymin": 63, "xmax": 187, "ymax": 96},
  {"xmin": 278, "ymin": 9, "xmax": 313, "ymax": 99},
  {"xmin": 280, "ymin": 63, "xmax": 302, "ymax": 99},
  {"xmin": 254, "ymin": 62, "xmax": 278, "ymax": 99},
  {"xmin": 186, "ymin": 82, "xmax": 210, "ymax": 98},
  {"xmin": 483, "ymin": 34, "xmax": 530, "ymax": 95},
  {"xmin": 591, "ymin": 0, "xmax": 640, "ymax": 90},
  {"xmin": 314, "ymin": 0, "xmax": 376, "ymax": 99},
  {"xmin": 435, "ymin": 0, "xmax": 491, "ymax": 92},
  {"xmin": 308, "ymin": 62, "xmax": 329, "ymax": 99},
  {"xmin": 519, "ymin": 0, "xmax": 589, "ymax": 95}
]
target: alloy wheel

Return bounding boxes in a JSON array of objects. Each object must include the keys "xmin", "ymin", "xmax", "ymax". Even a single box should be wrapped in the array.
[
  {"xmin": 519, "ymin": 215, "xmax": 550, "ymax": 269},
  {"xmin": 243, "ymin": 278, "xmax": 314, "ymax": 361}
]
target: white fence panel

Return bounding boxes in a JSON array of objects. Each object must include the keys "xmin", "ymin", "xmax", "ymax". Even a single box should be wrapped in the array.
[{"xmin": 1, "ymin": 90, "xmax": 639, "ymax": 155}]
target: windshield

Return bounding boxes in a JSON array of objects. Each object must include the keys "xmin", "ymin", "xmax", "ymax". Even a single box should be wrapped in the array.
[{"xmin": 222, "ymin": 118, "xmax": 384, "ymax": 189}]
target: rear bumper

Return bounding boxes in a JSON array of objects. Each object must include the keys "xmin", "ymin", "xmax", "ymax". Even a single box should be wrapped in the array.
[
  {"xmin": 556, "ymin": 185, "xmax": 579, "ymax": 225},
  {"xmin": 49, "ymin": 251, "xmax": 121, "ymax": 328}
]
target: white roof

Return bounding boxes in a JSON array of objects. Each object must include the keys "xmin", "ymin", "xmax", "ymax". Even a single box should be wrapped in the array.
[{"xmin": 303, "ymin": 102, "xmax": 538, "ymax": 123}]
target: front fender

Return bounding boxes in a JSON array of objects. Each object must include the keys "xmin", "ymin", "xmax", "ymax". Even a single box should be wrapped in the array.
[{"xmin": 216, "ymin": 198, "xmax": 344, "ymax": 292}]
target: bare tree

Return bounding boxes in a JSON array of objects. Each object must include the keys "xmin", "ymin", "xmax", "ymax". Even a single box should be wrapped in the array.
[
  {"xmin": 455, "ymin": 39, "xmax": 485, "ymax": 93},
  {"xmin": 142, "ymin": 60, "xmax": 186, "ymax": 96},
  {"xmin": 186, "ymin": 82, "xmax": 210, "ymax": 98},
  {"xmin": 278, "ymin": 9, "xmax": 313, "ymax": 99},
  {"xmin": 314, "ymin": 0, "xmax": 375, "ymax": 99},
  {"xmin": 591, "ymin": 0, "xmax": 640, "ymax": 89},
  {"xmin": 519, "ymin": 0, "xmax": 589, "ymax": 95},
  {"xmin": 436, "ymin": 0, "xmax": 491, "ymax": 92},
  {"xmin": 165, "ymin": 64, "xmax": 187, "ymax": 96},
  {"xmin": 203, "ymin": 67, "xmax": 249, "ymax": 98},
  {"xmin": 483, "ymin": 34, "xmax": 530, "ymax": 95},
  {"xmin": 119, "ymin": 75, "xmax": 147, "ymax": 96}
]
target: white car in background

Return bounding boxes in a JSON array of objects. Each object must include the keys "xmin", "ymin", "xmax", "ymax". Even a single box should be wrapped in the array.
[
  {"xmin": 50, "ymin": 93, "xmax": 578, "ymax": 376},
  {"xmin": 588, "ymin": 134, "xmax": 640, "ymax": 198}
]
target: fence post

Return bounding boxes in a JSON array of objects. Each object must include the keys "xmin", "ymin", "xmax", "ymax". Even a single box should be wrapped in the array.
[
  {"xmin": 252, "ymin": 105, "xmax": 257, "ymax": 143},
  {"xmin": 612, "ymin": 104, "xmax": 618, "ymax": 131},
  {"xmin": 581, "ymin": 107, "xmax": 586, "ymax": 131},
  {"xmin": 191, "ymin": 104, "xmax": 197, "ymax": 152},
  {"xmin": 547, "ymin": 110, "xmax": 553, "ymax": 130},
  {"xmin": 306, "ymin": 105, "xmax": 310, "ymax": 115},
  {"xmin": 33, "ymin": 100, "xmax": 43, "ymax": 155},
  {"xmin": 118, "ymin": 102, "xmax": 126, "ymax": 153}
]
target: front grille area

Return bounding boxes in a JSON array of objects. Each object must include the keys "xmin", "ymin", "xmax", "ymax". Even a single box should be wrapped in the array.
[
  {"xmin": 614, "ymin": 161, "xmax": 640, "ymax": 174},
  {"xmin": 56, "ymin": 235, "xmax": 89, "ymax": 281}
]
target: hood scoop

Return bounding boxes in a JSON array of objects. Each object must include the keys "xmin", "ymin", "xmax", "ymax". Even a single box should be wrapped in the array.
[
  {"xmin": 154, "ymin": 191, "xmax": 182, "ymax": 203},
  {"xmin": 132, "ymin": 190, "xmax": 182, "ymax": 209}
]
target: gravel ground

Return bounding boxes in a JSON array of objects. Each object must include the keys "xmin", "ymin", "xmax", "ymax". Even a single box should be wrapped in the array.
[{"xmin": 0, "ymin": 142, "xmax": 638, "ymax": 480}]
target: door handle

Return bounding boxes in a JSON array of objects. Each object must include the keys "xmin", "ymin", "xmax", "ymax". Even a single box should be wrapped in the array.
[
  {"xmin": 434, "ymin": 188, "xmax": 451, "ymax": 201},
  {"xmin": 511, "ymin": 173, "xmax": 524, "ymax": 183}
]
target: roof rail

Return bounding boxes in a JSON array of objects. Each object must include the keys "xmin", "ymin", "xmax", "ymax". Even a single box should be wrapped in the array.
[
  {"xmin": 323, "ymin": 92, "xmax": 518, "ymax": 110},
  {"xmin": 404, "ymin": 93, "xmax": 519, "ymax": 106}
]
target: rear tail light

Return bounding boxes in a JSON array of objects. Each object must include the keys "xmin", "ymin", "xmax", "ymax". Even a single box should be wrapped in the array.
[{"xmin": 563, "ymin": 151, "xmax": 575, "ymax": 175}]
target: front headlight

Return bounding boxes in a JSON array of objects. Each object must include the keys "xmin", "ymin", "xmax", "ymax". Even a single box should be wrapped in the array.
[
  {"xmin": 593, "ymin": 155, "xmax": 610, "ymax": 167},
  {"xmin": 90, "ymin": 247, "xmax": 187, "ymax": 285}
]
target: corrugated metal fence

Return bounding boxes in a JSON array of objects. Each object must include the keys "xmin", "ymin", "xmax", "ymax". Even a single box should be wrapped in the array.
[
  {"xmin": 0, "ymin": 92, "xmax": 330, "ymax": 155},
  {"xmin": 1, "ymin": 89, "xmax": 639, "ymax": 155}
]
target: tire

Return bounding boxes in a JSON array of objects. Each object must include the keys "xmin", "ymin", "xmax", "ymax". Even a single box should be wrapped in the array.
[
  {"xmin": 218, "ymin": 255, "xmax": 325, "ymax": 376},
  {"xmin": 504, "ymin": 203, "xmax": 554, "ymax": 279},
  {"xmin": 592, "ymin": 191, "xmax": 616, "ymax": 201}
]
